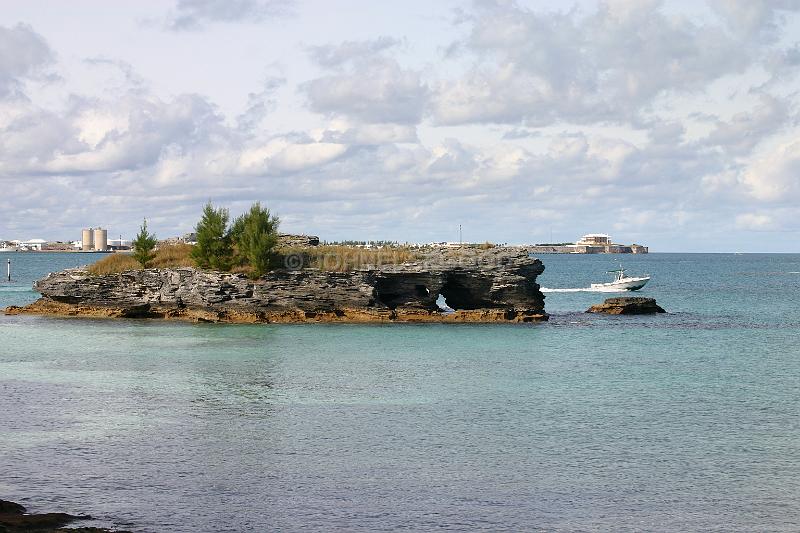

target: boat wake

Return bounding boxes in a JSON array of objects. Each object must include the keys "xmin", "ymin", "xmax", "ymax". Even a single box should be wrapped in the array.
[
  {"xmin": 542, "ymin": 286, "xmax": 633, "ymax": 293},
  {"xmin": 0, "ymin": 286, "xmax": 33, "ymax": 292}
]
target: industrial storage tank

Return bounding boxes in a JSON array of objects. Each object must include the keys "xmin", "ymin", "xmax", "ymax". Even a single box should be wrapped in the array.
[
  {"xmin": 81, "ymin": 228, "xmax": 94, "ymax": 252},
  {"xmin": 93, "ymin": 228, "xmax": 108, "ymax": 251}
]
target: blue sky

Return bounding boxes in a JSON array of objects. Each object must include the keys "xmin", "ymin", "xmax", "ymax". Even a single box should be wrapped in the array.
[{"xmin": 1, "ymin": 0, "xmax": 800, "ymax": 251}]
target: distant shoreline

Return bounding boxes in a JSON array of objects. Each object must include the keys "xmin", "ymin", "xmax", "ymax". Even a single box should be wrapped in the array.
[{"xmin": 0, "ymin": 250, "xmax": 119, "ymax": 254}]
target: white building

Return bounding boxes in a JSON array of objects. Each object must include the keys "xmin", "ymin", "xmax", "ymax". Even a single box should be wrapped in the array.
[
  {"xmin": 20, "ymin": 238, "xmax": 47, "ymax": 251},
  {"xmin": 108, "ymin": 238, "xmax": 132, "ymax": 250},
  {"xmin": 576, "ymin": 233, "xmax": 611, "ymax": 246}
]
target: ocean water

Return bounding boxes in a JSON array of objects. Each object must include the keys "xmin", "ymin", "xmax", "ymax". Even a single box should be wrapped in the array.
[{"xmin": 1, "ymin": 252, "xmax": 799, "ymax": 532}]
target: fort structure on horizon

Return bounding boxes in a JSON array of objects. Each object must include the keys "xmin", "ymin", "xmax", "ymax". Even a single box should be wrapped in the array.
[{"xmin": 529, "ymin": 233, "xmax": 648, "ymax": 254}]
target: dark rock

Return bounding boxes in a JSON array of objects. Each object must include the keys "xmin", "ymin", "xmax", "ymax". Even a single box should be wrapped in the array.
[
  {"xmin": 586, "ymin": 297, "xmax": 666, "ymax": 315},
  {"xmin": 0, "ymin": 499, "xmax": 124, "ymax": 533},
  {"xmin": 14, "ymin": 246, "xmax": 547, "ymax": 323},
  {"xmin": 0, "ymin": 501, "xmax": 25, "ymax": 515}
]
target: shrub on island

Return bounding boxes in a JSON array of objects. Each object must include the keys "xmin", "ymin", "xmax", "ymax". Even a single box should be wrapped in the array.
[
  {"xmin": 132, "ymin": 218, "xmax": 157, "ymax": 267},
  {"xmin": 88, "ymin": 201, "xmax": 419, "ymax": 277},
  {"xmin": 191, "ymin": 201, "xmax": 280, "ymax": 278}
]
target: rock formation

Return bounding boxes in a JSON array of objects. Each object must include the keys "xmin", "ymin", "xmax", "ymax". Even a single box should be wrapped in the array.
[
  {"xmin": 7, "ymin": 246, "xmax": 547, "ymax": 323},
  {"xmin": 277, "ymin": 233, "xmax": 320, "ymax": 247},
  {"xmin": 586, "ymin": 297, "xmax": 666, "ymax": 315}
]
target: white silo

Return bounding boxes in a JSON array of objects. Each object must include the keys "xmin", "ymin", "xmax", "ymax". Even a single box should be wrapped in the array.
[
  {"xmin": 81, "ymin": 228, "xmax": 94, "ymax": 252},
  {"xmin": 93, "ymin": 228, "xmax": 108, "ymax": 251}
]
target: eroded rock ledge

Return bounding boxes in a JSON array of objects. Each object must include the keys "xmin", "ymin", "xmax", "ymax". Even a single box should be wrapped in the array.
[{"xmin": 6, "ymin": 247, "xmax": 547, "ymax": 323}]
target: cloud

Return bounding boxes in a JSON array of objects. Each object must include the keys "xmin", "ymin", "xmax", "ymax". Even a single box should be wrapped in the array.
[
  {"xmin": 429, "ymin": 0, "xmax": 761, "ymax": 126},
  {"xmin": 236, "ymin": 75, "xmax": 286, "ymax": 132},
  {"xmin": 502, "ymin": 128, "xmax": 541, "ymax": 140},
  {"xmin": 301, "ymin": 37, "xmax": 427, "ymax": 125},
  {"xmin": 317, "ymin": 119, "xmax": 418, "ymax": 145},
  {"xmin": 0, "ymin": 90, "xmax": 227, "ymax": 178},
  {"xmin": 303, "ymin": 55, "xmax": 428, "ymax": 124},
  {"xmin": 0, "ymin": 23, "xmax": 55, "ymax": 99},
  {"xmin": 708, "ymin": 0, "xmax": 800, "ymax": 41},
  {"xmin": 83, "ymin": 57, "xmax": 147, "ymax": 93},
  {"xmin": 164, "ymin": 0, "xmax": 295, "ymax": 31},
  {"xmin": 701, "ymin": 95, "xmax": 792, "ymax": 156},
  {"xmin": 307, "ymin": 37, "xmax": 401, "ymax": 68},
  {"xmin": 4, "ymin": 7, "xmax": 800, "ymax": 249},
  {"xmin": 735, "ymin": 212, "xmax": 775, "ymax": 229},
  {"xmin": 741, "ymin": 139, "xmax": 800, "ymax": 202},
  {"xmin": 236, "ymin": 137, "xmax": 348, "ymax": 175}
]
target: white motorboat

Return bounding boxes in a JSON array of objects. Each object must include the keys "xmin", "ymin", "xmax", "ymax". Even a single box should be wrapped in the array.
[{"xmin": 591, "ymin": 267, "xmax": 649, "ymax": 291}]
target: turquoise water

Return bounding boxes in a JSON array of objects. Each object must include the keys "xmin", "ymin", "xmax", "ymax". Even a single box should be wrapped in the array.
[{"xmin": 2, "ymin": 253, "xmax": 800, "ymax": 532}]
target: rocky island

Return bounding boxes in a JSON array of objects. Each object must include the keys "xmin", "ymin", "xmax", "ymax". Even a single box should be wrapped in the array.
[
  {"xmin": 586, "ymin": 297, "xmax": 666, "ymax": 315},
  {"xmin": 6, "ymin": 243, "xmax": 548, "ymax": 323}
]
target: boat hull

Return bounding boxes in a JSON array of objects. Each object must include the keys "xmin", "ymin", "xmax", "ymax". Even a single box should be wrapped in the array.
[{"xmin": 590, "ymin": 276, "xmax": 650, "ymax": 291}]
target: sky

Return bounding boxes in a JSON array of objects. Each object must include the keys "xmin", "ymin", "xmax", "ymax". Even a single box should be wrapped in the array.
[{"xmin": 1, "ymin": 0, "xmax": 800, "ymax": 251}]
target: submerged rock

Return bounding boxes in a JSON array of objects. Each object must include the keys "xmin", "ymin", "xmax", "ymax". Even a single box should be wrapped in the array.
[
  {"xmin": 586, "ymin": 297, "xmax": 666, "ymax": 315},
  {"xmin": 7, "ymin": 246, "xmax": 548, "ymax": 323},
  {"xmin": 0, "ymin": 499, "xmax": 130, "ymax": 532}
]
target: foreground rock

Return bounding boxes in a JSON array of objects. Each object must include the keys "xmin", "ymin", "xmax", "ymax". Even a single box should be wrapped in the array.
[
  {"xmin": 586, "ymin": 297, "xmax": 666, "ymax": 315},
  {"xmin": 6, "ymin": 247, "xmax": 547, "ymax": 323},
  {"xmin": 0, "ymin": 499, "xmax": 130, "ymax": 532}
]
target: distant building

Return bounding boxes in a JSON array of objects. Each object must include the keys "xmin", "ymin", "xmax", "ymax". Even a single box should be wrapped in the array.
[
  {"xmin": 80, "ymin": 227, "xmax": 110, "ymax": 251},
  {"xmin": 108, "ymin": 238, "xmax": 132, "ymax": 251},
  {"xmin": 20, "ymin": 238, "xmax": 47, "ymax": 251},
  {"xmin": 530, "ymin": 233, "xmax": 648, "ymax": 254},
  {"xmin": 576, "ymin": 233, "xmax": 611, "ymax": 246}
]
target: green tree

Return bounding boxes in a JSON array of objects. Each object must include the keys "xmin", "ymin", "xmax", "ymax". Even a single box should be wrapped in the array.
[
  {"xmin": 132, "ymin": 218, "xmax": 157, "ymax": 268},
  {"xmin": 231, "ymin": 202, "xmax": 280, "ymax": 278},
  {"xmin": 191, "ymin": 202, "xmax": 232, "ymax": 270}
]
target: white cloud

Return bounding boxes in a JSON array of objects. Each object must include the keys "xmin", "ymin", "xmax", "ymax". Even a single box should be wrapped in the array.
[
  {"xmin": 164, "ymin": 0, "xmax": 295, "ymax": 31},
  {"xmin": 317, "ymin": 119, "xmax": 418, "ymax": 145},
  {"xmin": 307, "ymin": 37, "xmax": 401, "ymax": 68},
  {"xmin": 3, "ymin": 4, "xmax": 800, "ymax": 250},
  {"xmin": 709, "ymin": 0, "xmax": 800, "ymax": 41},
  {"xmin": 237, "ymin": 138, "xmax": 347, "ymax": 174},
  {"xmin": 430, "ymin": 0, "xmax": 762, "ymax": 126},
  {"xmin": 303, "ymin": 56, "xmax": 428, "ymax": 124},
  {"xmin": 0, "ymin": 23, "xmax": 55, "ymax": 99},
  {"xmin": 702, "ymin": 95, "xmax": 791, "ymax": 156},
  {"xmin": 735, "ymin": 212, "xmax": 775, "ymax": 229},
  {"xmin": 741, "ymin": 139, "xmax": 800, "ymax": 202}
]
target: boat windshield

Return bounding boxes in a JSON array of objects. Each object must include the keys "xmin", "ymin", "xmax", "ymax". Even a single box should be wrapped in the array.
[{"xmin": 606, "ymin": 268, "xmax": 626, "ymax": 281}]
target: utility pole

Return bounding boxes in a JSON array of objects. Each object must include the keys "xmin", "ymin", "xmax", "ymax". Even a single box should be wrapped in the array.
[{"xmin": 459, "ymin": 224, "xmax": 462, "ymax": 245}]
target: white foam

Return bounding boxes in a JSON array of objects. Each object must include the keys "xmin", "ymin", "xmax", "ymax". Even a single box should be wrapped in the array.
[{"xmin": 541, "ymin": 286, "xmax": 631, "ymax": 293}]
